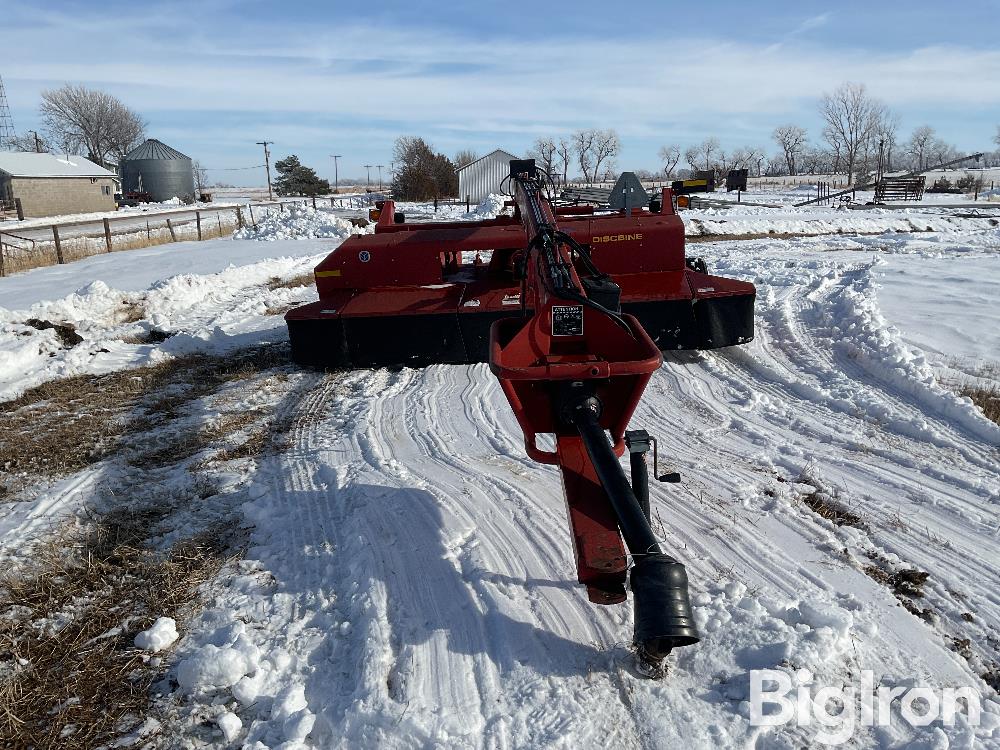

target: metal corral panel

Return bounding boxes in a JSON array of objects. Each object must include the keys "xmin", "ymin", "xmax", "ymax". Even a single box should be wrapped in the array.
[
  {"xmin": 121, "ymin": 138, "xmax": 195, "ymax": 202},
  {"xmin": 458, "ymin": 149, "xmax": 519, "ymax": 203}
]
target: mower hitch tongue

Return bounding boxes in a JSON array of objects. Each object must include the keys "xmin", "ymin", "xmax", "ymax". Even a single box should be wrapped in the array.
[{"xmin": 286, "ymin": 159, "xmax": 756, "ymax": 677}]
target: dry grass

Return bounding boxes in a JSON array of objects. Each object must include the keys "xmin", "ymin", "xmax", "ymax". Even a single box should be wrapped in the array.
[
  {"xmin": 959, "ymin": 383, "xmax": 1000, "ymax": 425},
  {"xmin": 795, "ymin": 471, "xmax": 864, "ymax": 528},
  {"xmin": 0, "ymin": 345, "xmax": 289, "ymax": 487},
  {"xmin": 801, "ymin": 492, "xmax": 864, "ymax": 527},
  {"xmin": 0, "ymin": 510, "xmax": 237, "ymax": 749},
  {"xmin": 266, "ymin": 272, "xmax": 314, "ymax": 291},
  {"xmin": 864, "ymin": 553, "xmax": 934, "ymax": 620},
  {"xmin": 131, "ymin": 410, "xmax": 263, "ymax": 468},
  {"xmin": 264, "ymin": 303, "xmax": 297, "ymax": 316}
]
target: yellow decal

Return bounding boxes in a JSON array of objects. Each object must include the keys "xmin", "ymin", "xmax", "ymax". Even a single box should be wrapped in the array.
[
  {"xmin": 591, "ymin": 233, "xmax": 643, "ymax": 244},
  {"xmin": 315, "ymin": 270, "xmax": 342, "ymax": 277}
]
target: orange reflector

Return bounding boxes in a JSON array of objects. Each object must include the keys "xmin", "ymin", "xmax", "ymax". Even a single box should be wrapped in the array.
[
  {"xmin": 677, "ymin": 195, "xmax": 690, "ymax": 208},
  {"xmin": 369, "ymin": 208, "xmax": 381, "ymax": 221}
]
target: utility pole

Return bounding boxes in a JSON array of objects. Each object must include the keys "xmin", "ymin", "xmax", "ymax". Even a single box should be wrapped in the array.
[
  {"xmin": 376, "ymin": 164, "xmax": 384, "ymax": 191},
  {"xmin": 363, "ymin": 164, "xmax": 373, "ymax": 189},
  {"xmin": 28, "ymin": 130, "xmax": 42, "ymax": 153},
  {"xmin": 256, "ymin": 141, "xmax": 274, "ymax": 201},
  {"xmin": 330, "ymin": 154, "xmax": 342, "ymax": 193}
]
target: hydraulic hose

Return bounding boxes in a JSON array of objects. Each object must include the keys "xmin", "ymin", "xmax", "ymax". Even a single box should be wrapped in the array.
[{"xmin": 568, "ymin": 399, "xmax": 670, "ymax": 560}]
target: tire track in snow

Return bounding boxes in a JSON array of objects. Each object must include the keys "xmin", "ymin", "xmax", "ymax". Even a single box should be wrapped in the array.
[
  {"xmin": 628, "ymin": 255, "xmax": 1000, "ymax": 703},
  {"xmin": 355, "ymin": 364, "xmax": 647, "ymax": 749},
  {"xmin": 235, "ymin": 246, "xmax": 998, "ymax": 749}
]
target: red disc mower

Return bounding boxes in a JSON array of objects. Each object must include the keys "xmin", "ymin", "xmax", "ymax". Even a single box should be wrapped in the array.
[{"xmin": 285, "ymin": 160, "xmax": 756, "ymax": 676}]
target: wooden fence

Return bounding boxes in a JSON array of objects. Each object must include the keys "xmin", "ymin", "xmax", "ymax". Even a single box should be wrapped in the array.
[{"xmin": 0, "ymin": 197, "xmax": 349, "ymax": 277}]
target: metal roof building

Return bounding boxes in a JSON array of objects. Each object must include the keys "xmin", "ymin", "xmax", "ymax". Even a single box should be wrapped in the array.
[
  {"xmin": 457, "ymin": 149, "xmax": 519, "ymax": 203},
  {"xmin": 121, "ymin": 139, "xmax": 195, "ymax": 202},
  {"xmin": 0, "ymin": 152, "xmax": 115, "ymax": 178},
  {"xmin": 0, "ymin": 153, "xmax": 117, "ymax": 218}
]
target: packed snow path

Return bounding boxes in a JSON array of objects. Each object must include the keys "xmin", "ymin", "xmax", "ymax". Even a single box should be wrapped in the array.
[{"xmin": 193, "ymin": 249, "xmax": 998, "ymax": 748}]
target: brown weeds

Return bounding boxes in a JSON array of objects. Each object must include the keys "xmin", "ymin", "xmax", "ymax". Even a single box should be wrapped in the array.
[{"xmin": 0, "ymin": 511, "xmax": 237, "ymax": 749}]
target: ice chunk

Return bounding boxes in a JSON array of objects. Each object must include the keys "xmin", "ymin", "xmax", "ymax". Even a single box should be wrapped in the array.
[
  {"xmin": 176, "ymin": 644, "xmax": 251, "ymax": 691},
  {"xmin": 134, "ymin": 617, "xmax": 178, "ymax": 652},
  {"xmin": 216, "ymin": 711, "xmax": 242, "ymax": 743}
]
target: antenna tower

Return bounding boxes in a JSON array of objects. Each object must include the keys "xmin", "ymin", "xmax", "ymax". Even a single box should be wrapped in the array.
[{"xmin": 0, "ymin": 76, "xmax": 16, "ymax": 149}]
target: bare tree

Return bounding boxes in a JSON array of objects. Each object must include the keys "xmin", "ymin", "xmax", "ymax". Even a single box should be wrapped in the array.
[
  {"xmin": 573, "ymin": 129, "xmax": 597, "ymax": 182},
  {"xmin": 591, "ymin": 129, "xmax": 620, "ymax": 182},
  {"xmin": 658, "ymin": 144, "xmax": 681, "ymax": 178},
  {"xmin": 929, "ymin": 137, "xmax": 959, "ymax": 168},
  {"xmin": 683, "ymin": 145, "xmax": 701, "ymax": 173},
  {"xmin": 7, "ymin": 131, "xmax": 51, "ymax": 153},
  {"xmin": 772, "ymin": 124, "xmax": 807, "ymax": 175},
  {"xmin": 454, "ymin": 149, "xmax": 478, "ymax": 169},
  {"xmin": 192, "ymin": 159, "xmax": 208, "ymax": 193},
  {"xmin": 556, "ymin": 138, "xmax": 572, "ymax": 185},
  {"xmin": 39, "ymin": 84, "xmax": 145, "ymax": 167},
  {"xmin": 700, "ymin": 137, "xmax": 720, "ymax": 172},
  {"xmin": 995, "ymin": 126, "xmax": 1000, "ymax": 148},
  {"xmin": 906, "ymin": 126, "xmax": 936, "ymax": 172},
  {"xmin": 873, "ymin": 113, "xmax": 900, "ymax": 172},
  {"xmin": 527, "ymin": 138, "xmax": 557, "ymax": 177},
  {"xmin": 743, "ymin": 145, "xmax": 767, "ymax": 177},
  {"xmin": 819, "ymin": 82, "xmax": 885, "ymax": 184}
]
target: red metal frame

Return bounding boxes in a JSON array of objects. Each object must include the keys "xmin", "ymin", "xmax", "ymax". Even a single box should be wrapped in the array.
[{"xmin": 487, "ymin": 173, "xmax": 664, "ymax": 602}]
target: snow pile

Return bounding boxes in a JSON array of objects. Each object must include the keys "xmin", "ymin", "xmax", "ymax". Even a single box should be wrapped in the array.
[
  {"xmin": 818, "ymin": 262, "xmax": 1000, "ymax": 444},
  {"xmin": 391, "ymin": 193, "xmax": 510, "ymax": 222},
  {"xmin": 168, "ymin": 610, "xmax": 320, "ymax": 747},
  {"xmin": 135, "ymin": 617, "xmax": 179, "ymax": 652},
  {"xmin": 472, "ymin": 193, "xmax": 508, "ymax": 217},
  {"xmin": 0, "ymin": 246, "xmax": 332, "ymax": 400},
  {"xmin": 233, "ymin": 205, "xmax": 372, "ymax": 241},
  {"xmin": 684, "ymin": 206, "xmax": 998, "ymax": 237}
]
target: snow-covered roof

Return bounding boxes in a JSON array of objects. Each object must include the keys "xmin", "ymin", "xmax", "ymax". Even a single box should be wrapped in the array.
[
  {"xmin": 0, "ymin": 152, "xmax": 115, "ymax": 178},
  {"xmin": 456, "ymin": 149, "xmax": 520, "ymax": 173}
]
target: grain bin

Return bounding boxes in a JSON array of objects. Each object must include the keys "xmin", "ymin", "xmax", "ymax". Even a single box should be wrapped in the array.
[{"xmin": 121, "ymin": 139, "xmax": 195, "ymax": 202}]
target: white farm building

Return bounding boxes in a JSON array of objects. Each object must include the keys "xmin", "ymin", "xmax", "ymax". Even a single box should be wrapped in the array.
[{"xmin": 457, "ymin": 149, "xmax": 519, "ymax": 203}]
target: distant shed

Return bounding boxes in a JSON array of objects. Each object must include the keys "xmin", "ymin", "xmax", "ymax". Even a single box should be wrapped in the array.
[
  {"xmin": 0, "ymin": 152, "xmax": 117, "ymax": 218},
  {"xmin": 457, "ymin": 149, "xmax": 519, "ymax": 203},
  {"xmin": 121, "ymin": 139, "xmax": 195, "ymax": 202}
]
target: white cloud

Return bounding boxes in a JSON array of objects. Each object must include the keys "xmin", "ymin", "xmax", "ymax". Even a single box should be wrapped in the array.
[{"xmin": 5, "ymin": 9, "xmax": 999, "ymax": 172}]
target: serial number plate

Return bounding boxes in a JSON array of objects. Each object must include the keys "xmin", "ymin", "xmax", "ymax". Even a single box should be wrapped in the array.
[{"xmin": 552, "ymin": 305, "xmax": 583, "ymax": 336}]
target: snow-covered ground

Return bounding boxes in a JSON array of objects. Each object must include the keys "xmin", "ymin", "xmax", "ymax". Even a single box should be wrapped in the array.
[{"xmin": 1, "ymin": 202, "xmax": 998, "ymax": 748}]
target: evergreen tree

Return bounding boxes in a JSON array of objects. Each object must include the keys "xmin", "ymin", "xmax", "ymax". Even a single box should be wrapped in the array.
[
  {"xmin": 391, "ymin": 137, "xmax": 458, "ymax": 201},
  {"xmin": 273, "ymin": 155, "xmax": 331, "ymax": 196}
]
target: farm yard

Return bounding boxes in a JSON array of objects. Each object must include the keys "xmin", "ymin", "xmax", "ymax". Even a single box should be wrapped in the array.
[{"xmin": 0, "ymin": 194, "xmax": 998, "ymax": 748}]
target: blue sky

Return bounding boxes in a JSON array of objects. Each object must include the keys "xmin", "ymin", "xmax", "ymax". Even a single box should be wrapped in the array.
[{"xmin": 4, "ymin": 1, "xmax": 999, "ymax": 185}]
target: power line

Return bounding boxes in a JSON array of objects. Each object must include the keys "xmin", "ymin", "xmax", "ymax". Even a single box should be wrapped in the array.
[{"xmin": 204, "ymin": 164, "xmax": 266, "ymax": 171}]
